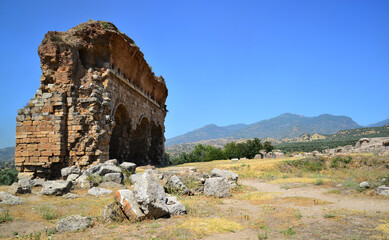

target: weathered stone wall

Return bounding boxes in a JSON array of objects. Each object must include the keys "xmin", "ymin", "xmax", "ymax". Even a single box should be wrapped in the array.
[{"xmin": 15, "ymin": 21, "xmax": 168, "ymax": 178}]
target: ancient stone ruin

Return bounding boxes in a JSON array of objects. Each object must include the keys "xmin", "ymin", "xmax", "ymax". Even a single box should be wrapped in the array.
[{"xmin": 15, "ymin": 21, "xmax": 168, "ymax": 178}]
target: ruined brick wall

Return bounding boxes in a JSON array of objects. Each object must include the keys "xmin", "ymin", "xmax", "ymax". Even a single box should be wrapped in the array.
[{"xmin": 15, "ymin": 21, "xmax": 168, "ymax": 178}]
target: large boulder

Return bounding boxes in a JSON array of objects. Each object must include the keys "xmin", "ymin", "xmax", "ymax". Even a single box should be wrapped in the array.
[
  {"xmin": 165, "ymin": 175, "xmax": 189, "ymax": 194},
  {"xmin": 102, "ymin": 202, "xmax": 126, "ymax": 223},
  {"xmin": 67, "ymin": 174, "xmax": 80, "ymax": 185},
  {"xmin": 55, "ymin": 215, "xmax": 92, "ymax": 232},
  {"xmin": 82, "ymin": 164, "xmax": 102, "ymax": 176},
  {"xmin": 75, "ymin": 175, "xmax": 98, "ymax": 189},
  {"xmin": 0, "ymin": 191, "xmax": 24, "ymax": 205},
  {"xmin": 62, "ymin": 193, "xmax": 79, "ymax": 199},
  {"xmin": 114, "ymin": 189, "xmax": 145, "ymax": 221},
  {"xmin": 61, "ymin": 166, "xmax": 81, "ymax": 179},
  {"xmin": 30, "ymin": 179, "xmax": 45, "ymax": 187},
  {"xmin": 360, "ymin": 181, "xmax": 370, "ymax": 189},
  {"xmin": 8, "ymin": 179, "xmax": 32, "ymax": 194},
  {"xmin": 211, "ymin": 168, "xmax": 238, "ymax": 183},
  {"xmin": 120, "ymin": 162, "xmax": 137, "ymax": 174},
  {"xmin": 165, "ymin": 196, "xmax": 187, "ymax": 216},
  {"xmin": 104, "ymin": 159, "xmax": 118, "ymax": 166},
  {"xmin": 134, "ymin": 171, "xmax": 169, "ymax": 219},
  {"xmin": 88, "ymin": 187, "xmax": 112, "ymax": 196},
  {"xmin": 96, "ymin": 165, "xmax": 122, "ymax": 176},
  {"xmin": 41, "ymin": 180, "xmax": 72, "ymax": 196},
  {"xmin": 104, "ymin": 173, "xmax": 123, "ymax": 184},
  {"xmin": 272, "ymin": 151, "xmax": 285, "ymax": 158},
  {"xmin": 130, "ymin": 173, "xmax": 143, "ymax": 185},
  {"xmin": 204, "ymin": 177, "xmax": 230, "ymax": 198}
]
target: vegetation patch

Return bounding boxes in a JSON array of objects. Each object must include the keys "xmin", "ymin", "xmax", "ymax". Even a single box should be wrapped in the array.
[
  {"xmin": 38, "ymin": 205, "xmax": 58, "ymax": 220},
  {"xmin": 0, "ymin": 168, "xmax": 18, "ymax": 185},
  {"xmin": 170, "ymin": 138, "xmax": 273, "ymax": 165},
  {"xmin": 0, "ymin": 209, "xmax": 13, "ymax": 223},
  {"xmin": 375, "ymin": 220, "xmax": 389, "ymax": 237},
  {"xmin": 280, "ymin": 227, "xmax": 296, "ymax": 236}
]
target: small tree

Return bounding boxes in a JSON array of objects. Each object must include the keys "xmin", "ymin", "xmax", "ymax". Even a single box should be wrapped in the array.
[{"xmin": 263, "ymin": 141, "xmax": 274, "ymax": 153}]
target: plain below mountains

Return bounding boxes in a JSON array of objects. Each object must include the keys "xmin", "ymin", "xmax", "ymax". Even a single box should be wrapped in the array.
[{"xmin": 166, "ymin": 113, "xmax": 388, "ymax": 146}]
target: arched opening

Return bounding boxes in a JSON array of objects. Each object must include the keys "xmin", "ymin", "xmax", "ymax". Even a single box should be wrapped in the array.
[
  {"xmin": 149, "ymin": 124, "xmax": 165, "ymax": 165},
  {"xmin": 129, "ymin": 117, "xmax": 151, "ymax": 165},
  {"xmin": 109, "ymin": 104, "xmax": 131, "ymax": 163}
]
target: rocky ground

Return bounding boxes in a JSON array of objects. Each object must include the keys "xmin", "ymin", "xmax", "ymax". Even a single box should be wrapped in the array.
[{"xmin": 0, "ymin": 154, "xmax": 388, "ymax": 239}]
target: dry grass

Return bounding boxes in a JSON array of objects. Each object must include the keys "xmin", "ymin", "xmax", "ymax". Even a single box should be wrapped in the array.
[
  {"xmin": 269, "ymin": 177, "xmax": 331, "ymax": 184},
  {"xmin": 374, "ymin": 220, "xmax": 389, "ymax": 239},
  {"xmin": 173, "ymin": 217, "xmax": 244, "ymax": 238}
]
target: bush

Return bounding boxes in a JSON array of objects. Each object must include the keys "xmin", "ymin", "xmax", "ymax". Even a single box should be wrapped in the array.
[
  {"xmin": 314, "ymin": 179, "xmax": 323, "ymax": 185},
  {"xmin": 39, "ymin": 206, "xmax": 58, "ymax": 220},
  {"xmin": 0, "ymin": 168, "xmax": 18, "ymax": 185},
  {"xmin": 0, "ymin": 209, "xmax": 13, "ymax": 223},
  {"xmin": 86, "ymin": 174, "xmax": 104, "ymax": 184},
  {"xmin": 330, "ymin": 156, "xmax": 352, "ymax": 168}
]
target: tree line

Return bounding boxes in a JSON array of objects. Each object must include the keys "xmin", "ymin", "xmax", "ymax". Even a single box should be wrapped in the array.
[{"xmin": 169, "ymin": 138, "xmax": 274, "ymax": 165}]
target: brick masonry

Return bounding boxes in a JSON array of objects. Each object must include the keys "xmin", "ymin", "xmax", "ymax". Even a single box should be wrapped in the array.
[{"xmin": 15, "ymin": 21, "xmax": 168, "ymax": 178}]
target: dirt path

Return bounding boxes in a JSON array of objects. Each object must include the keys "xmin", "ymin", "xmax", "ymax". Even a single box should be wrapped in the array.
[{"xmin": 240, "ymin": 179, "xmax": 389, "ymax": 213}]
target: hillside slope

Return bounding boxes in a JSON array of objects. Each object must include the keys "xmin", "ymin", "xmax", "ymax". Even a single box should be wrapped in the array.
[
  {"xmin": 368, "ymin": 119, "xmax": 389, "ymax": 127},
  {"xmin": 165, "ymin": 124, "xmax": 247, "ymax": 146}
]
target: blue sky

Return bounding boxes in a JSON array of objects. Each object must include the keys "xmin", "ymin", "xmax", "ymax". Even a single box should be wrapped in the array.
[{"xmin": 0, "ymin": 0, "xmax": 388, "ymax": 148}]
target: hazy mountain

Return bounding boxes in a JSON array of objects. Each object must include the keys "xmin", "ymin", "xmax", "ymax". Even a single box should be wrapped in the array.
[
  {"xmin": 0, "ymin": 146, "xmax": 15, "ymax": 163},
  {"xmin": 165, "ymin": 123, "xmax": 247, "ymax": 146},
  {"xmin": 233, "ymin": 113, "xmax": 361, "ymax": 139},
  {"xmin": 367, "ymin": 119, "xmax": 389, "ymax": 128},
  {"xmin": 166, "ymin": 113, "xmax": 361, "ymax": 146}
]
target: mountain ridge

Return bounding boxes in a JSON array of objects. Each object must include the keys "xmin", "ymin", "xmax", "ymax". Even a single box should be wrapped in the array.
[
  {"xmin": 166, "ymin": 113, "xmax": 363, "ymax": 146},
  {"xmin": 367, "ymin": 119, "xmax": 389, "ymax": 128}
]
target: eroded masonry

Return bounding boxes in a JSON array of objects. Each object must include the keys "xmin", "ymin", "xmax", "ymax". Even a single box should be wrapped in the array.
[{"xmin": 15, "ymin": 21, "xmax": 168, "ymax": 178}]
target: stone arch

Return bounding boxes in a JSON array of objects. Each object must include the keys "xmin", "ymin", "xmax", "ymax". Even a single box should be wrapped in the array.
[
  {"xmin": 149, "ymin": 122, "xmax": 165, "ymax": 165},
  {"xmin": 129, "ymin": 116, "xmax": 151, "ymax": 165},
  {"xmin": 109, "ymin": 104, "xmax": 131, "ymax": 163}
]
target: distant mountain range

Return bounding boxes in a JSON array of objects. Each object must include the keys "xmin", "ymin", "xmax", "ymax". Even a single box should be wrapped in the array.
[
  {"xmin": 166, "ymin": 113, "xmax": 388, "ymax": 146},
  {"xmin": 367, "ymin": 118, "xmax": 389, "ymax": 128},
  {"xmin": 0, "ymin": 147, "xmax": 15, "ymax": 163}
]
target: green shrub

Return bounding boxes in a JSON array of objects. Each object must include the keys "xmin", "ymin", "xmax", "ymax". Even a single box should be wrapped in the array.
[
  {"xmin": 314, "ymin": 179, "xmax": 323, "ymax": 185},
  {"xmin": 280, "ymin": 227, "xmax": 296, "ymax": 236},
  {"xmin": 323, "ymin": 213, "xmax": 336, "ymax": 218},
  {"xmin": 101, "ymin": 21, "xmax": 110, "ymax": 30},
  {"xmin": 39, "ymin": 206, "xmax": 58, "ymax": 220},
  {"xmin": 0, "ymin": 168, "xmax": 18, "ymax": 185},
  {"xmin": 0, "ymin": 209, "xmax": 13, "ymax": 223},
  {"xmin": 86, "ymin": 174, "xmax": 104, "ymax": 184},
  {"xmin": 330, "ymin": 156, "xmax": 352, "ymax": 168},
  {"xmin": 122, "ymin": 169, "xmax": 132, "ymax": 185}
]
